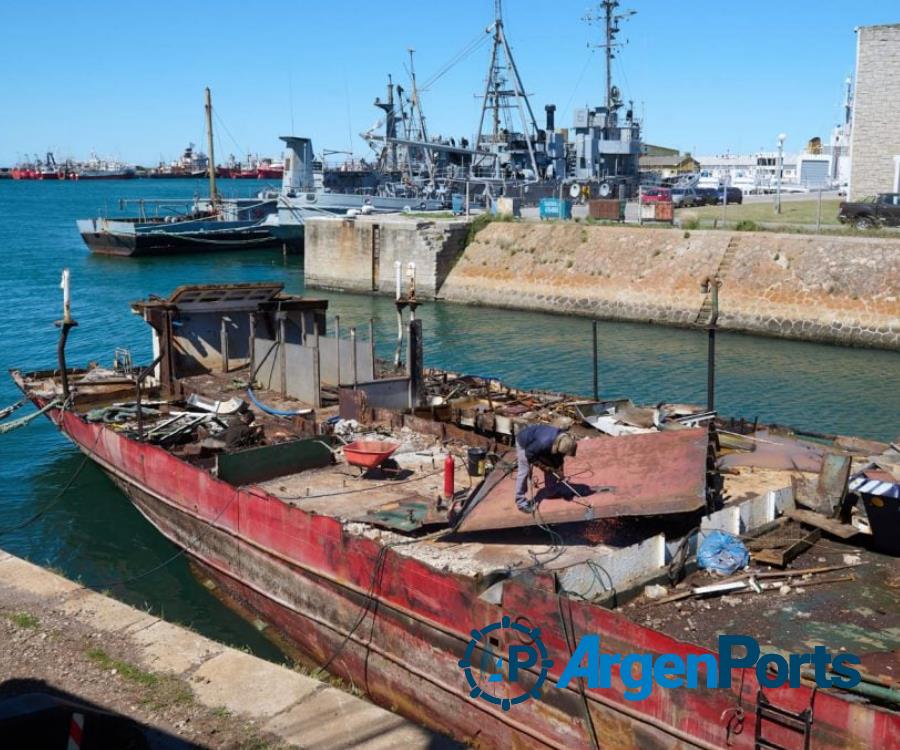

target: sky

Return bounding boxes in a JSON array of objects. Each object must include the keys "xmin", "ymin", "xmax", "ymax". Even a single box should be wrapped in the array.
[{"xmin": 1, "ymin": 1, "xmax": 897, "ymax": 166}]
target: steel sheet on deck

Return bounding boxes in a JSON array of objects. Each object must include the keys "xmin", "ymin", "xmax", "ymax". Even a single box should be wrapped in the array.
[{"xmin": 456, "ymin": 428, "xmax": 709, "ymax": 532}]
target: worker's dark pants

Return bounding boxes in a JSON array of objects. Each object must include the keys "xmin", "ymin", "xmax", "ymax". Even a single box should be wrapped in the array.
[{"xmin": 515, "ymin": 447, "xmax": 562, "ymax": 506}]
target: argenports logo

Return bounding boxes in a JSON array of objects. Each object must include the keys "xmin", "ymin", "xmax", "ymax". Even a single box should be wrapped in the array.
[
  {"xmin": 458, "ymin": 616, "xmax": 554, "ymax": 710},
  {"xmin": 459, "ymin": 620, "xmax": 862, "ymax": 708}
]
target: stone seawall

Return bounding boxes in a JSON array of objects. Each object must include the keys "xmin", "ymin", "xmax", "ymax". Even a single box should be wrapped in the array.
[{"xmin": 439, "ymin": 223, "xmax": 900, "ymax": 350}]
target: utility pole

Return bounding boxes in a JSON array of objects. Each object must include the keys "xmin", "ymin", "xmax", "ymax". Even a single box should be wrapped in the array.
[
  {"xmin": 205, "ymin": 87, "xmax": 218, "ymax": 206},
  {"xmin": 774, "ymin": 133, "xmax": 786, "ymax": 215}
]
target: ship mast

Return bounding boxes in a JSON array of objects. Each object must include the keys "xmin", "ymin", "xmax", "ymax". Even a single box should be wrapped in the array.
[
  {"xmin": 474, "ymin": 0, "xmax": 540, "ymax": 180},
  {"xmin": 205, "ymin": 87, "xmax": 218, "ymax": 206},
  {"xmin": 585, "ymin": 1, "xmax": 635, "ymax": 111}
]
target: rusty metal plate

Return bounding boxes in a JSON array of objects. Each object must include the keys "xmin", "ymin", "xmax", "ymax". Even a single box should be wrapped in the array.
[
  {"xmin": 719, "ymin": 431, "xmax": 824, "ymax": 472},
  {"xmin": 455, "ymin": 428, "xmax": 709, "ymax": 533}
]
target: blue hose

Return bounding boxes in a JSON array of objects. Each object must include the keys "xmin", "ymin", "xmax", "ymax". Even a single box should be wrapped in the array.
[{"xmin": 246, "ymin": 387, "xmax": 311, "ymax": 417}]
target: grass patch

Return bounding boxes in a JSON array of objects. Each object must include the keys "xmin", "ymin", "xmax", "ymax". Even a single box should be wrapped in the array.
[
  {"xmin": 87, "ymin": 648, "xmax": 159, "ymax": 687},
  {"xmin": 403, "ymin": 211, "xmax": 456, "ymax": 219},
  {"xmin": 735, "ymin": 219, "xmax": 759, "ymax": 232},
  {"xmin": 7, "ymin": 612, "xmax": 40, "ymax": 629},
  {"xmin": 464, "ymin": 212, "xmax": 513, "ymax": 247},
  {"xmin": 679, "ymin": 198, "xmax": 842, "ymax": 226},
  {"xmin": 85, "ymin": 647, "xmax": 193, "ymax": 708}
]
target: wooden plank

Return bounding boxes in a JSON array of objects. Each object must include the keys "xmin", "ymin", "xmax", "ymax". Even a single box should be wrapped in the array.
[
  {"xmin": 785, "ymin": 509, "xmax": 860, "ymax": 539},
  {"xmin": 753, "ymin": 529, "xmax": 821, "ymax": 567},
  {"xmin": 216, "ymin": 437, "xmax": 334, "ymax": 486}
]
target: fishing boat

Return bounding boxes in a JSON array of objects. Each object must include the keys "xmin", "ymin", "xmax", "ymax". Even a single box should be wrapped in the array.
[
  {"xmin": 71, "ymin": 153, "xmax": 136, "ymax": 180},
  {"xmin": 9, "ymin": 279, "xmax": 898, "ymax": 749},
  {"xmin": 75, "ymin": 89, "xmax": 284, "ymax": 256}
]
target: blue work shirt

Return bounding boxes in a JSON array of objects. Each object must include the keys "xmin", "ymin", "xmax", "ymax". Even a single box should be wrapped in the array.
[{"xmin": 515, "ymin": 424, "xmax": 562, "ymax": 463}]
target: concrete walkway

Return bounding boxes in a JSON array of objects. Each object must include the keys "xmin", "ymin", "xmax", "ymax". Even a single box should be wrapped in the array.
[{"xmin": 0, "ymin": 549, "xmax": 456, "ymax": 749}]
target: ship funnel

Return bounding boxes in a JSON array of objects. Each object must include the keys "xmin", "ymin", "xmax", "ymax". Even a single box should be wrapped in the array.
[
  {"xmin": 545, "ymin": 104, "xmax": 556, "ymax": 132},
  {"xmin": 280, "ymin": 136, "xmax": 315, "ymax": 192}
]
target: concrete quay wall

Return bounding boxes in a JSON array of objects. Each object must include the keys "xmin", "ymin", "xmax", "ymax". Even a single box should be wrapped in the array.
[
  {"xmin": 304, "ymin": 215, "xmax": 469, "ymax": 299},
  {"xmin": 304, "ymin": 217, "xmax": 900, "ymax": 350}
]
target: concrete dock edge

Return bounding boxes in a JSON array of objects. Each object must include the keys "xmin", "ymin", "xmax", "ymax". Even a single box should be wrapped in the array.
[{"xmin": 0, "ymin": 550, "xmax": 456, "ymax": 749}]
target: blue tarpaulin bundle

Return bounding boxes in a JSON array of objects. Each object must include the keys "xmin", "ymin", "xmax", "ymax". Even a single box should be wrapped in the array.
[{"xmin": 697, "ymin": 530, "xmax": 749, "ymax": 575}]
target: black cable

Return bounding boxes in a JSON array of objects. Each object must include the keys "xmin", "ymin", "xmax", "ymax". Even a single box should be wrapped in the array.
[
  {"xmin": 556, "ymin": 592, "xmax": 601, "ymax": 750},
  {"xmin": 78, "ymin": 487, "xmax": 242, "ymax": 592},
  {"xmin": 315, "ymin": 527, "xmax": 451, "ymax": 676},
  {"xmin": 0, "ymin": 421, "xmax": 104, "ymax": 537}
]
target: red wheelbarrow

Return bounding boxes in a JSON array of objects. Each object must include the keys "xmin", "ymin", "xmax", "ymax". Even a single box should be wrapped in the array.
[{"xmin": 342, "ymin": 440, "xmax": 400, "ymax": 475}]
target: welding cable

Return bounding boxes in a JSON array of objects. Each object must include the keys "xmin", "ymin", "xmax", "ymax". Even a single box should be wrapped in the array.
[
  {"xmin": 315, "ymin": 527, "xmax": 453, "ymax": 677},
  {"xmin": 556, "ymin": 593, "xmax": 601, "ymax": 750},
  {"xmin": 244, "ymin": 337, "xmax": 310, "ymax": 418}
]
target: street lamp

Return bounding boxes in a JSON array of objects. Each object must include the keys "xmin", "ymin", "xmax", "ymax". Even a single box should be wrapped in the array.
[{"xmin": 774, "ymin": 133, "xmax": 787, "ymax": 214}]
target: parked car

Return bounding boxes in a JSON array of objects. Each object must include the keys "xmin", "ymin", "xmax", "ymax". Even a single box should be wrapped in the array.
[
  {"xmin": 838, "ymin": 193, "xmax": 900, "ymax": 229},
  {"xmin": 716, "ymin": 186, "xmax": 744, "ymax": 205},
  {"xmin": 640, "ymin": 186, "xmax": 672, "ymax": 204},
  {"xmin": 695, "ymin": 187, "xmax": 720, "ymax": 205},
  {"xmin": 671, "ymin": 187, "xmax": 702, "ymax": 208}
]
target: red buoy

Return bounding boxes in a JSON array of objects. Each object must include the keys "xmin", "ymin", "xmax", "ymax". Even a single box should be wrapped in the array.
[{"xmin": 443, "ymin": 453, "xmax": 455, "ymax": 501}]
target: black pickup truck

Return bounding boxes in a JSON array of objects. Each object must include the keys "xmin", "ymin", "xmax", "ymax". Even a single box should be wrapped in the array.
[{"xmin": 838, "ymin": 193, "xmax": 900, "ymax": 229}]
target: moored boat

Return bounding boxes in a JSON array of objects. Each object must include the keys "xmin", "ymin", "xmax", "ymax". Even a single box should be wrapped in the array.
[
  {"xmin": 9, "ymin": 280, "xmax": 899, "ymax": 749},
  {"xmin": 74, "ymin": 89, "xmax": 286, "ymax": 256}
]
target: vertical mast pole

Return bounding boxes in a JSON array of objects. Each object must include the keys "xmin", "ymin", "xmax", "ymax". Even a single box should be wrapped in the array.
[
  {"xmin": 205, "ymin": 87, "xmax": 218, "ymax": 206},
  {"xmin": 605, "ymin": 1, "xmax": 614, "ymax": 110}
]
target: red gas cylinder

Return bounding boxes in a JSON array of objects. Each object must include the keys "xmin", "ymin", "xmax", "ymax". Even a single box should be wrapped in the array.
[{"xmin": 443, "ymin": 454, "xmax": 455, "ymax": 501}]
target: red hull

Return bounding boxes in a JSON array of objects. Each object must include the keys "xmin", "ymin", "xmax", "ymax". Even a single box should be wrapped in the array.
[{"xmin": 33, "ymin": 402, "xmax": 900, "ymax": 750}]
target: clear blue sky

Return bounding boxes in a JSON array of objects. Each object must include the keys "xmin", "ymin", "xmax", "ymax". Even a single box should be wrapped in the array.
[{"xmin": 1, "ymin": 1, "xmax": 897, "ymax": 166}]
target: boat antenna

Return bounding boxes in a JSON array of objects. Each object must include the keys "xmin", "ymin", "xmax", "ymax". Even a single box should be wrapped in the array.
[
  {"xmin": 204, "ymin": 87, "xmax": 218, "ymax": 206},
  {"xmin": 584, "ymin": 0, "xmax": 636, "ymax": 111},
  {"xmin": 474, "ymin": 0, "xmax": 540, "ymax": 179}
]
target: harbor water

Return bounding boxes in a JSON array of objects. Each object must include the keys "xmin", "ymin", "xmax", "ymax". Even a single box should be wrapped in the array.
[{"xmin": 0, "ymin": 179, "xmax": 897, "ymax": 661}]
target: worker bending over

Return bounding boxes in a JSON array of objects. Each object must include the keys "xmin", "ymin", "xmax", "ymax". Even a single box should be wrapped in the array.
[{"xmin": 514, "ymin": 424, "xmax": 577, "ymax": 513}]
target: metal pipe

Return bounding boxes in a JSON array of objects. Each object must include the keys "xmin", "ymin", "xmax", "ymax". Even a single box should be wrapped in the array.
[
  {"xmin": 56, "ymin": 269, "xmax": 77, "ymax": 400},
  {"xmin": 335, "ymin": 315, "xmax": 341, "ymax": 387},
  {"xmin": 135, "ymin": 352, "xmax": 164, "ymax": 441},
  {"xmin": 368, "ymin": 318, "xmax": 375, "ymax": 380},
  {"xmin": 395, "ymin": 304, "xmax": 404, "ymax": 368},
  {"xmin": 279, "ymin": 316, "xmax": 287, "ymax": 397},
  {"xmin": 706, "ymin": 282, "xmax": 719, "ymax": 412},
  {"xmin": 350, "ymin": 327, "xmax": 358, "ymax": 387},
  {"xmin": 774, "ymin": 133, "xmax": 786, "ymax": 214},
  {"xmin": 220, "ymin": 316, "xmax": 230, "ymax": 373}
]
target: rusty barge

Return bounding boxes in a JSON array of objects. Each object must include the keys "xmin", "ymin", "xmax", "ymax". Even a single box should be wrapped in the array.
[{"xmin": 9, "ymin": 281, "xmax": 899, "ymax": 749}]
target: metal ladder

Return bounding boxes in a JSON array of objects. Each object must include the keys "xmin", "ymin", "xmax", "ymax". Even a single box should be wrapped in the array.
[
  {"xmin": 754, "ymin": 690, "xmax": 813, "ymax": 750},
  {"xmin": 695, "ymin": 235, "xmax": 739, "ymax": 325}
]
